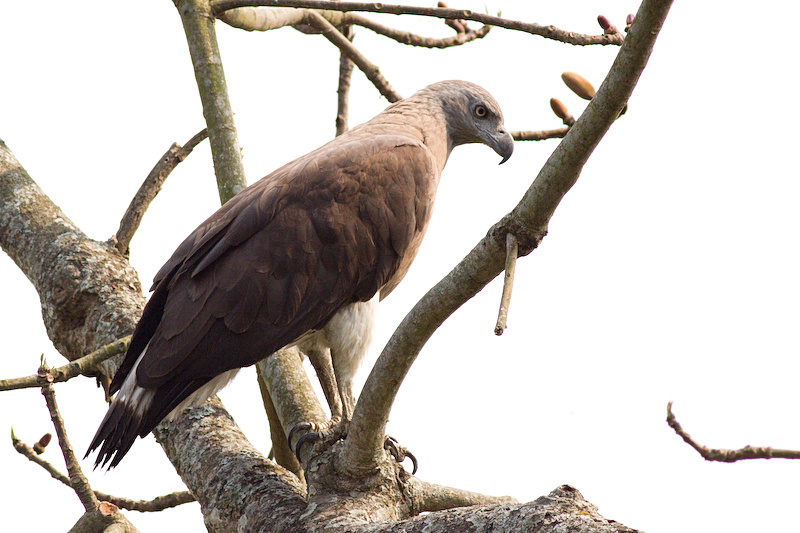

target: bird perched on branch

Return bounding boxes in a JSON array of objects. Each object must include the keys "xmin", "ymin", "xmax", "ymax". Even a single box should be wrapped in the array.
[{"xmin": 87, "ymin": 80, "xmax": 514, "ymax": 469}]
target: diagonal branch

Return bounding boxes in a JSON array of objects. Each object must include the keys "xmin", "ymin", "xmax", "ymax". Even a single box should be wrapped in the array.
[
  {"xmin": 343, "ymin": 0, "xmax": 674, "ymax": 474},
  {"xmin": 39, "ymin": 366, "xmax": 99, "ymax": 512},
  {"xmin": 212, "ymin": 1, "xmax": 624, "ymax": 47},
  {"xmin": 114, "ymin": 129, "xmax": 208, "ymax": 256},
  {"xmin": 306, "ymin": 10, "xmax": 402, "ymax": 102}
]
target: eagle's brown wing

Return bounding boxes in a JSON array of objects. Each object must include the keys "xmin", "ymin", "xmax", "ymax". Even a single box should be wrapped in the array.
[{"xmin": 108, "ymin": 135, "xmax": 436, "ymax": 433}]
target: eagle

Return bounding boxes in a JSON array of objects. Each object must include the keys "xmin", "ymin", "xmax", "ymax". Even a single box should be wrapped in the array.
[{"xmin": 87, "ymin": 80, "xmax": 514, "ymax": 468}]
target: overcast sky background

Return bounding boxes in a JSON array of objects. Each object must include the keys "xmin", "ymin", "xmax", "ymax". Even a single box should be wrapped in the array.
[{"xmin": 2, "ymin": 1, "xmax": 799, "ymax": 531}]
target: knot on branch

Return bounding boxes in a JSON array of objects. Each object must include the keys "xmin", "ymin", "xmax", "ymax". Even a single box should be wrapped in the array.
[{"xmin": 491, "ymin": 214, "xmax": 546, "ymax": 258}]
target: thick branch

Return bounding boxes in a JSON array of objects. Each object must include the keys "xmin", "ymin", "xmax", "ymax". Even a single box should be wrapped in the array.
[
  {"xmin": 152, "ymin": 396, "xmax": 307, "ymax": 532},
  {"xmin": 255, "ymin": 346, "xmax": 329, "ymax": 458},
  {"xmin": 358, "ymin": 485, "xmax": 637, "ymax": 533},
  {"xmin": 212, "ymin": 1, "xmax": 624, "ymax": 46},
  {"xmin": 405, "ymin": 477, "xmax": 516, "ymax": 513},
  {"xmin": 0, "ymin": 140, "xmax": 144, "ymax": 386},
  {"xmin": 667, "ymin": 402, "xmax": 800, "ymax": 462},
  {"xmin": 344, "ymin": 0, "xmax": 674, "ymax": 474},
  {"xmin": 174, "ymin": 0, "xmax": 248, "ymax": 203}
]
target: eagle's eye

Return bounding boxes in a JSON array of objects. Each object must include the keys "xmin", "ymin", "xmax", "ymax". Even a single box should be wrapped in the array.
[{"xmin": 474, "ymin": 105, "xmax": 487, "ymax": 118}]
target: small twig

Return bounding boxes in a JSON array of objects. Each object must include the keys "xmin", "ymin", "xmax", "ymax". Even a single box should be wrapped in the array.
[
  {"xmin": 494, "ymin": 233, "xmax": 518, "ymax": 335},
  {"xmin": 39, "ymin": 365, "xmax": 99, "ymax": 512},
  {"xmin": 667, "ymin": 401, "xmax": 800, "ymax": 462},
  {"xmin": 114, "ymin": 129, "xmax": 208, "ymax": 255},
  {"xmin": 335, "ymin": 23, "xmax": 355, "ymax": 136},
  {"xmin": 212, "ymin": 1, "xmax": 624, "ymax": 47},
  {"xmin": 347, "ymin": 12, "xmax": 491, "ymax": 48},
  {"xmin": 10, "ymin": 434, "xmax": 196, "ymax": 511},
  {"xmin": 511, "ymin": 127, "xmax": 570, "ymax": 142},
  {"xmin": 0, "ymin": 336, "xmax": 130, "ymax": 392},
  {"xmin": 306, "ymin": 10, "xmax": 401, "ymax": 102}
]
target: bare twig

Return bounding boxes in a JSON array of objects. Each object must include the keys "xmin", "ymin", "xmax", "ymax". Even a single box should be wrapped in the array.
[
  {"xmin": 0, "ymin": 336, "xmax": 130, "ymax": 392},
  {"xmin": 511, "ymin": 128, "xmax": 570, "ymax": 142},
  {"xmin": 666, "ymin": 402, "xmax": 800, "ymax": 462},
  {"xmin": 115, "ymin": 129, "xmax": 208, "ymax": 256},
  {"xmin": 494, "ymin": 233, "xmax": 518, "ymax": 336},
  {"xmin": 347, "ymin": 12, "xmax": 491, "ymax": 48},
  {"xmin": 306, "ymin": 10, "xmax": 402, "ymax": 102},
  {"xmin": 39, "ymin": 366, "xmax": 99, "ymax": 512},
  {"xmin": 212, "ymin": 1, "xmax": 625, "ymax": 46},
  {"xmin": 11, "ymin": 434, "xmax": 196, "ymax": 511}
]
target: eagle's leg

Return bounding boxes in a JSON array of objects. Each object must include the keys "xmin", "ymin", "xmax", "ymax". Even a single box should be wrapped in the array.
[{"xmin": 305, "ymin": 347, "xmax": 343, "ymax": 423}]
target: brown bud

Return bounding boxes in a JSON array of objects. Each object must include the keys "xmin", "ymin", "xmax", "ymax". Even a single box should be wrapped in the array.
[
  {"xmin": 561, "ymin": 72, "xmax": 596, "ymax": 100},
  {"xmin": 33, "ymin": 433, "xmax": 52, "ymax": 454},
  {"xmin": 625, "ymin": 14, "xmax": 634, "ymax": 31},
  {"xmin": 437, "ymin": 1, "xmax": 448, "ymax": 6},
  {"xmin": 597, "ymin": 15, "xmax": 618, "ymax": 35},
  {"xmin": 550, "ymin": 98, "xmax": 573, "ymax": 125}
]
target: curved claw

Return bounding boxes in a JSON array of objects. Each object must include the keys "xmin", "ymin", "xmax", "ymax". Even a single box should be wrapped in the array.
[
  {"xmin": 287, "ymin": 421, "xmax": 318, "ymax": 449},
  {"xmin": 294, "ymin": 430, "xmax": 323, "ymax": 457},
  {"xmin": 384, "ymin": 435, "xmax": 418, "ymax": 475}
]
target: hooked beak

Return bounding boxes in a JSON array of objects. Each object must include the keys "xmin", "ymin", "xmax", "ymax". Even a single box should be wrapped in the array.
[{"xmin": 490, "ymin": 129, "xmax": 514, "ymax": 164}]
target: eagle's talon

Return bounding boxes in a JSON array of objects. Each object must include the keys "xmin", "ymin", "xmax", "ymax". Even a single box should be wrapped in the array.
[
  {"xmin": 287, "ymin": 421, "xmax": 318, "ymax": 449},
  {"xmin": 384, "ymin": 435, "xmax": 418, "ymax": 474}
]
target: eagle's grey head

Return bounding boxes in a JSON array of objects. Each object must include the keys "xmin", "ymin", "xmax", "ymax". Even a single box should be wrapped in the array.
[{"xmin": 426, "ymin": 80, "xmax": 514, "ymax": 164}]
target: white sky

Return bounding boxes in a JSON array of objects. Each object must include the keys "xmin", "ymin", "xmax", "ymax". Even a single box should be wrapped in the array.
[{"xmin": 2, "ymin": 1, "xmax": 799, "ymax": 531}]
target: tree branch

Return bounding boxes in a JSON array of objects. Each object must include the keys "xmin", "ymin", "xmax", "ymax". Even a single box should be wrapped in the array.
[
  {"xmin": 666, "ymin": 402, "xmax": 800, "ymax": 462},
  {"xmin": 405, "ymin": 477, "xmax": 516, "ymax": 513},
  {"xmin": 335, "ymin": 22, "xmax": 355, "ymax": 135},
  {"xmin": 0, "ymin": 139, "xmax": 144, "ymax": 389},
  {"xmin": 212, "ymin": 1, "xmax": 624, "ymax": 47},
  {"xmin": 346, "ymin": 12, "xmax": 491, "ymax": 48},
  {"xmin": 306, "ymin": 10, "xmax": 402, "ymax": 102},
  {"xmin": 357, "ymin": 485, "xmax": 638, "ymax": 533},
  {"xmin": 511, "ymin": 127, "xmax": 569, "ymax": 142},
  {"xmin": 494, "ymin": 232, "xmax": 517, "ymax": 336},
  {"xmin": 174, "ymin": 0, "xmax": 248, "ymax": 204},
  {"xmin": 11, "ymin": 434, "xmax": 196, "ymax": 511},
  {"xmin": 0, "ymin": 336, "xmax": 130, "ymax": 392},
  {"xmin": 152, "ymin": 396, "xmax": 308, "ymax": 532},
  {"xmin": 114, "ymin": 129, "xmax": 208, "ymax": 256},
  {"xmin": 38, "ymin": 366, "xmax": 99, "ymax": 512},
  {"xmin": 344, "ymin": 0, "xmax": 674, "ymax": 474}
]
